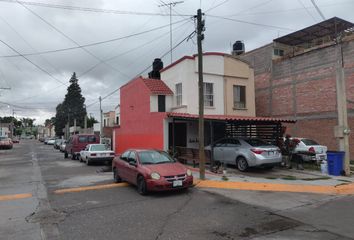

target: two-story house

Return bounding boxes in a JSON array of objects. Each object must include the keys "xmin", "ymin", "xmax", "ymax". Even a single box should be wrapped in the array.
[{"xmin": 113, "ymin": 53, "xmax": 293, "ymax": 154}]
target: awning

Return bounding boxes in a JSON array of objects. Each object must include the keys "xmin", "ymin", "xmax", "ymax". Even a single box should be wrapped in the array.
[
  {"xmin": 274, "ymin": 17, "xmax": 354, "ymax": 46},
  {"xmin": 167, "ymin": 112, "xmax": 296, "ymax": 123}
]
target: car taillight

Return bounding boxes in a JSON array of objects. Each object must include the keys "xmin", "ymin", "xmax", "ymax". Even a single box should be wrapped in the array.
[
  {"xmin": 309, "ymin": 147, "xmax": 315, "ymax": 153},
  {"xmin": 110, "ymin": 153, "xmax": 115, "ymax": 156},
  {"xmin": 251, "ymin": 148, "xmax": 264, "ymax": 154},
  {"xmin": 91, "ymin": 153, "xmax": 97, "ymax": 156}
]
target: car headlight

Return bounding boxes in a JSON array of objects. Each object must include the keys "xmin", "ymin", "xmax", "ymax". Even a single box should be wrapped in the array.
[
  {"xmin": 151, "ymin": 172, "xmax": 160, "ymax": 180},
  {"xmin": 186, "ymin": 169, "xmax": 192, "ymax": 176}
]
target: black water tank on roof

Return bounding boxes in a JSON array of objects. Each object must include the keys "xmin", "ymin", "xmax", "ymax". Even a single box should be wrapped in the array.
[
  {"xmin": 152, "ymin": 58, "xmax": 163, "ymax": 72},
  {"xmin": 233, "ymin": 41, "xmax": 245, "ymax": 55}
]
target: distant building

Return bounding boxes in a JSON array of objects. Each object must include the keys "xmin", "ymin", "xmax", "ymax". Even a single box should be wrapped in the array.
[{"xmin": 103, "ymin": 111, "xmax": 115, "ymax": 127}]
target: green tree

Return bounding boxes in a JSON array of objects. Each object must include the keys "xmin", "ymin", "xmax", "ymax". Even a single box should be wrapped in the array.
[
  {"xmin": 54, "ymin": 72, "xmax": 87, "ymax": 136},
  {"xmin": 87, "ymin": 116, "xmax": 98, "ymax": 128}
]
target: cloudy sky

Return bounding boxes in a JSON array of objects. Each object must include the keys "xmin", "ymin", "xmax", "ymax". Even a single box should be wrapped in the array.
[{"xmin": 0, "ymin": 0, "xmax": 353, "ymax": 125}]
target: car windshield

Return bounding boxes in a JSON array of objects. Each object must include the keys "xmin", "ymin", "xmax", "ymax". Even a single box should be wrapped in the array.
[
  {"xmin": 301, "ymin": 139, "xmax": 319, "ymax": 146},
  {"xmin": 139, "ymin": 151, "xmax": 175, "ymax": 165},
  {"xmin": 90, "ymin": 144, "xmax": 107, "ymax": 151},
  {"xmin": 244, "ymin": 138, "xmax": 271, "ymax": 147}
]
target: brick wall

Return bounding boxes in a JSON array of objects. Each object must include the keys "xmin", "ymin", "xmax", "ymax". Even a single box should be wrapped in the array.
[{"xmin": 241, "ymin": 39, "xmax": 354, "ymax": 158}]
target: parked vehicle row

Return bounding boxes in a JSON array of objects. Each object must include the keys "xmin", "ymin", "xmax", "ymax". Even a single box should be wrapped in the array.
[{"xmin": 0, "ymin": 136, "xmax": 13, "ymax": 149}]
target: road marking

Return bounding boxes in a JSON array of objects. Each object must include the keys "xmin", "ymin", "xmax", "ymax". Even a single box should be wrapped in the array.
[
  {"xmin": 194, "ymin": 180, "xmax": 354, "ymax": 195},
  {"xmin": 54, "ymin": 183, "xmax": 129, "ymax": 194},
  {"xmin": 0, "ymin": 193, "xmax": 33, "ymax": 201},
  {"xmin": 52, "ymin": 180, "xmax": 354, "ymax": 196}
]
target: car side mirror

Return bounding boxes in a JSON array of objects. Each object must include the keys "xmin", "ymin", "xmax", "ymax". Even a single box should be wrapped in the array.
[{"xmin": 129, "ymin": 161, "xmax": 137, "ymax": 167}]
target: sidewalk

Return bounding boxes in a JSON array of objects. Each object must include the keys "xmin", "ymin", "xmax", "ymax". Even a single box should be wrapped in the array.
[{"xmin": 189, "ymin": 166, "xmax": 354, "ymax": 195}]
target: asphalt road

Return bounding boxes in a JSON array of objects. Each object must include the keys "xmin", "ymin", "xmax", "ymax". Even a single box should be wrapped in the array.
[{"xmin": 1, "ymin": 140, "xmax": 353, "ymax": 240}]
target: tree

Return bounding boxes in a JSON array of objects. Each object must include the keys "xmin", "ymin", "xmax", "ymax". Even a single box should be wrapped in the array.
[
  {"xmin": 87, "ymin": 116, "xmax": 98, "ymax": 128},
  {"xmin": 54, "ymin": 72, "xmax": 87, "ymax": 136}
]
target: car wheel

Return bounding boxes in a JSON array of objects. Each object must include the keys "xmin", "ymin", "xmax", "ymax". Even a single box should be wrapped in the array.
[
  {"xmin": 64, "ymin": 152, "xmax": 68, "ymax": 158},
  {"xmin": 137, "ymin": 176, "xmax": 148, "ymax": 195},
  {"xmin": 113, "ymin": 168, "xmax": 122, "ymax": 183},
  {"xmin": 86, "ymin": 158, "xmax": 90, "ymax": 166},
  {"xmin": 237, "ymin": 157, "xmax": 248, "ymax": 172},
  {"xmin": 79, "ymin": 156, "xmax": 83, "ymax": 162}
]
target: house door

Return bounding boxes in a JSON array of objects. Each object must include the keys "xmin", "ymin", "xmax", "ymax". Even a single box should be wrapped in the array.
[{"xmin": 169, "ymin": 122, "xmax": 187, "ymax": 148}]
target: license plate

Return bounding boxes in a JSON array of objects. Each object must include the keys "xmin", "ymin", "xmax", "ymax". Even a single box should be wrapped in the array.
[
  {"xmin": 268, "ymin": 151, "xmax": 274, "ymax": 156},
  {"xmin": 172, "ymin": 180, "xmax": 183, "ymax": 187},
  {"xmin": 99, "ymin": 153, "xmax": 107, "ymax": 157}
]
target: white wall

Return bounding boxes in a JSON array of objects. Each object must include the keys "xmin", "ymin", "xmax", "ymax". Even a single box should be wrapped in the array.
[{"xmin": 161, "ymin": 55, "xmax": 225, "ymax": 115}]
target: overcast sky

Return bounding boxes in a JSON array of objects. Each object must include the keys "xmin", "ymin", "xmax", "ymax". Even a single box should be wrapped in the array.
[{"xmin": 0, "ymin": 0, "xmax": 353, "ymax": 125}]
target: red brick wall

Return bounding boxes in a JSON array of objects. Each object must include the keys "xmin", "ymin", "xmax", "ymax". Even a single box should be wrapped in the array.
[{"xmin": 242, "ymin": 39, "xmax": 354, "ymax": 159}]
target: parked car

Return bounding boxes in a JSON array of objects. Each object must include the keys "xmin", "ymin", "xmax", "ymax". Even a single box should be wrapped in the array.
[
  {"xmin": 12, "ymin": 137, "xmax": 20, "ymax": 143},
  {"xmin": 64, "ymin": 134, "xmax": 99, "ymax": 160},
  {"xmin": 112, "ymin": 149, "xmax": 193, "ymax": 195},
  {"xmin": 54, "ymin": 139, "xmax": 63, "ymax": 149},
  {"xmin": 59, "ymin": 140, "xmax": 67, "ymax": 152},
  {"xmin": 291, "ymin": 138, "xmax": 327, "ymax": 162},
  {"xmin": 38, "ymin": 137, "xmax": 44, "ymax": 142},
  {"xmin": 0, "ymin": 137, "xmax": 13, "ymax": 149},
  {"xmin": 44, "ymin": 137, "xmax": 49, "ymax": 144},
  {"xmin": 79, "ymin": 144, "xmax": 115, "ymax": 165},
  {"xmin": 208, "ymin": 137, "xmax": 282, "ymax": 171},
  {"xmin": 47, "ymin": 138, "xmax": 56, "ymax": 145}
]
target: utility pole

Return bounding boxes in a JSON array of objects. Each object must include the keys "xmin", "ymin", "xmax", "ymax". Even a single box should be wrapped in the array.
[
  {"xmin": 84, "ymin": 115, "xmax": 87, "ymax": 134},
  {"xmin": 195, "ymin": 9, "xmax": 206, "ymax": 180},
  {"xmin": 334, "ymin": 32, "xmax": 351, "ymax": 175},
  {"xmin": 158, "ymin": 1, "xmax": 184, "ymax": 64},
  {"xmin": 99, "ymin": 96, "xmax": 103, "ymax": 143}
]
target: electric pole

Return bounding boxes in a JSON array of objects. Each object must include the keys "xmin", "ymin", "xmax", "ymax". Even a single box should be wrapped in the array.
[
  {"xmin": 158, "ymin": 1, "xmax": 184, "ymax": 64},
  {"xmin": 99, "ymin": 96, "xmax": 103, "ymax": 143},
  {"xmin": 334, "ymin": 33, "xmax": 351, "ymax": 175},
  {"xmin": 196, "ymin": 9, "xmax": 206, "ymax": 180}
]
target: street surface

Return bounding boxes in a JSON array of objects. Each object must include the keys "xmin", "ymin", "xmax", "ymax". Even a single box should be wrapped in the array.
[{"xmin": 1, "ymin": 140, "xmax": 353, "ymax": 240}]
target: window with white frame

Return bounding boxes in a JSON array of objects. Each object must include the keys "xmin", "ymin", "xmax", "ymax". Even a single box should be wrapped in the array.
[
  {"xmin": 175, "ymin": 83, "xmax": 182, "ymax": 106},
  {"xmin": 233, "ymin": 85, "xmax": 246, "ymax": 109},
  {"xmin": 204, "ymin": 82, "xmax": 214, "ymax": 107}
]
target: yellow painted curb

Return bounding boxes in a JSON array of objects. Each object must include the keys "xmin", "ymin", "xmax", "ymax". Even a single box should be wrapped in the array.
[
  {"xmin": 0, "ymin": 193, "xmax": 32, "ymax": 201},
  {"xmin": 194, "ymin": 180, "xmax": 354, "ymax": 195},
  {"xmin": 54, "ymin": 183, "xmax": 129, "ymax": 194}
]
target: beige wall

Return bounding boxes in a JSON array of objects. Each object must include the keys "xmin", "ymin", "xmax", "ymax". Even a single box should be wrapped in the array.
[{"xmin": 223, "ymin": 56, "xmax": 256, "ymax": 116}]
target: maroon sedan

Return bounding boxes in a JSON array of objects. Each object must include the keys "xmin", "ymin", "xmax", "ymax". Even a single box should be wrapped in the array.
[{"xmin": 112, "ymin": 149, "xmax": 193, "ymax": 195}]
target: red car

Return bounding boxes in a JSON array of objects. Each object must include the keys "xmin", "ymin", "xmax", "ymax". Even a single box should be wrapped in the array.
[
  {"xmin": 64, "ymin": 134, "xmax": 99, "ymax": 160},
  {"xmin": 0, "ymin": 137, "xmax": 13, "ymax": 149},
  {"xmin": 112, "ymin": 149, "xmax": 193, "ymax": 195}
]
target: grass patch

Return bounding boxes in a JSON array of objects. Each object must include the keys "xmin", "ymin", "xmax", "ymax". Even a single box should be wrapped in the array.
[
  {"xmin": 337, "ymin": 179, "xmax": 352, "ymax": 183},
  {"xmin": 265, "ymin": 176, "xmax": 278, "ymax": 180},
  {"xmin": 281, "ymin": 175, "xmax": 297, "ymax": 180},
  {"xmin": 221, "ymin": 175, "xmax": 229, "ymax": 181},
  {"xmin": 300, "ymin": 176, "xmax": 331, "ymax": 181}
]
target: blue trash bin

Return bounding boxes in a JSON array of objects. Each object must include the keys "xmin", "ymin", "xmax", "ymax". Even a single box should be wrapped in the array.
[{"xmin": 326, "ymin": 151, "xmax": 345, "ymax": 176}]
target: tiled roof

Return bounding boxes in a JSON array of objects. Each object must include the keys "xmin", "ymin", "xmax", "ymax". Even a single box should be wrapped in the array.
[
  {"xmin": 167, "ymin": 112, "xmax": 296, "ymax": 123},
  {"xmin": 142, "ymin": 78, "xmax": 173, "ymax": 95}
]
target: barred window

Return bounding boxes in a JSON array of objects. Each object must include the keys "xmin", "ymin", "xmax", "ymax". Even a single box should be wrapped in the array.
[
  {"xmin": 204, "ymin": 82, "xmax": 214, "ymax": 107},
  {"xmin": 175, "ymin": 83, "xmax": 182, "ymax": 106}
]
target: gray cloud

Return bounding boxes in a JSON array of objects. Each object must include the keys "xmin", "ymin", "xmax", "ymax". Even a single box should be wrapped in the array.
[{"xmin": 0, "ymin": 0, "xmax": 353, "ymax": 124}]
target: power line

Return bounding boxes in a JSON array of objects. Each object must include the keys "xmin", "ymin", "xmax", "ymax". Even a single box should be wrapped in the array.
[
  {"xmin": 0, "ymin": 39, "xmax": 67, "ymax": 86},
  {"xmin": 78, "ymin": 19, "xmax": 191, "ymax": 78},
  {"xmin": 17, "ymin": 2, "xmax": 130, "ymax": 79},
  {"xmin": 0, "ymin": 0, "xmax": 193, "ymax": 16},
  {"xmin": 297, "ymin": 0, "xmax": 317, "ymax": 22},
  {"xmin": 0, "ymin": 18, "xmax": 189, "ymax": 58},
  {"xmin": 310, "ymin": 0, "xmax": 326, "ymax": 20},
  {"xmin": 86, "ymin": 30, "xmax": 196, "ymax": 108},
  {"xmin": 205, "ymin": 0, "xmax": 230, "ymax": 13},
  {"xmin": 206, "ymin": 14, "xmax": 295, "ymax": 31}
]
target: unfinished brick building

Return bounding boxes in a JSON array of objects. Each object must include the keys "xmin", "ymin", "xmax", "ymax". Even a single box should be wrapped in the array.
[{"xmin": 239, "ymin": 17, "xmax": 354, "ymax": 157}]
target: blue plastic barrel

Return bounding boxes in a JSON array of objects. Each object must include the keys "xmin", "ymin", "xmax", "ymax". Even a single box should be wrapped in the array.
[{"xmin": 326, "ymin": 151, "xmax": 345, "ymax": 176}]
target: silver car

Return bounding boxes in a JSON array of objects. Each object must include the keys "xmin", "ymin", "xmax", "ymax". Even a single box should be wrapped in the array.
[{"xmin": 211, "ymin": 138, "xmax": 282, "ymax": 171}]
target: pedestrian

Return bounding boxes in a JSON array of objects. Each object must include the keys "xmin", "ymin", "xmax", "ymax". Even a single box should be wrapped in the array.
[{"xmin": 284, "ymin": 134, "xmax": 292, "ymax": 169}]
